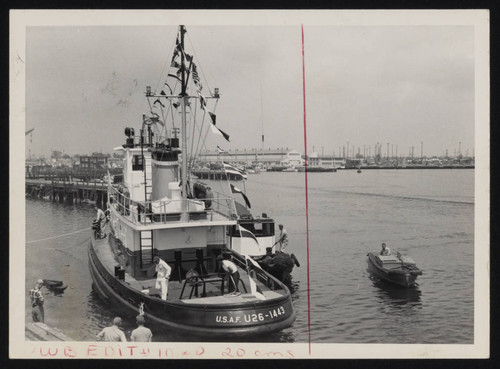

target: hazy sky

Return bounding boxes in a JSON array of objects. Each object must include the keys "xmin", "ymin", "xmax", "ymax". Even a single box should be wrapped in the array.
[{"xmin": 25, "ymin": 24, "xmax": 474, "ymax": 157}]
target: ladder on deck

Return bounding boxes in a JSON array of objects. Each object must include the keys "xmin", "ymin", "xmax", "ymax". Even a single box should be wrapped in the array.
[
  {"xmin": 140, "ymin": 230, "xmax": 153, "ymax": 268},
  {"xmin": 143, "ymin": 155, "xmax": 152, "ymax": 202}
]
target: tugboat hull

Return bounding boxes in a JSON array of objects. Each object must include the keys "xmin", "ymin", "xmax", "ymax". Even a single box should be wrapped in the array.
[{"xmin": 88, "ymin": 240, "xmax": 295, "ymax": 338}]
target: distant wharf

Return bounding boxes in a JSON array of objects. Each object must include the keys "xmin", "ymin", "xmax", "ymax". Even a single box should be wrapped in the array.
[{"xmin": 26, "ymin": 178, "xmax": 108, "ymax": 208}]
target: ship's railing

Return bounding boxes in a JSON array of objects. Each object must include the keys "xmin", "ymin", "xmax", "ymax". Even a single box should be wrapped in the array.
[
  {"xmin": 108, "ymin": 184, "xmax": 238, "ymax": 225},
  {"xmin": 122, "ymin": 133, "xmax": 170, "ymax": 149}
]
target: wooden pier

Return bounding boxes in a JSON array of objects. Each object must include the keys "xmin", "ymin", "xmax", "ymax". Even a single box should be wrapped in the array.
[
  {"xmin": 26, "ymin": 322, "xmax": 74, "ymax": 341},
  {"xmin": 26, "ymin": 178, "xmax": 108, "ymax": 208}
]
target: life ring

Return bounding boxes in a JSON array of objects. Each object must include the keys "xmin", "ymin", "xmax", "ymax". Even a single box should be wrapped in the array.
[{"xmin": 291, "ymin": 253, "xmax": 300, "ymax": 267}]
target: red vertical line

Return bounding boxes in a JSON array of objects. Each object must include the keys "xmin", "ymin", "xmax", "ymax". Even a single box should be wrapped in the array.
[{"xmin": 301, "ymin": 24, "xmax": 312, "ymax": 356}]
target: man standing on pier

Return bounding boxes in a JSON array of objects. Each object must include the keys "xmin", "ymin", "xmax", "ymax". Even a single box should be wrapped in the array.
[
  {"xmin": 153, "ymin": 256, "xmax": 171, "ymax": 300},
  {"xmin": 29, "ymin": 279, "xmax": 45, "ymax": 323},
  {"xmin": 130, "ymin": 315, "xmax": 153, "ymax": 342},
  {"xmin": 96, "ymin": 317, "xmax": 127, "ymax": 342}
]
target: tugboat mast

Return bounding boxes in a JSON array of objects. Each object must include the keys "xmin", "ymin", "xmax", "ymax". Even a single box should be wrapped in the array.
[{"xmin": 179, "ymin": 25, "xmax": 189, "ymax": 220}]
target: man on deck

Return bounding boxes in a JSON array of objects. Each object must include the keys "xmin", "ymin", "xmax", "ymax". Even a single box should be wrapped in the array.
[
  {"xmin": 95, "ymin": 206, "xmax": 106, "ymax": 239},
  {"xmin": 153, "ymin": 256, "xmax": 171, "ymax": 300},
  {"xmin": 222, "ymin": 253, "xmax": 240, "ymax": 295},
  {"xmin": 277, "ymin": 224, "xmax": 289, "ymax": 253}
]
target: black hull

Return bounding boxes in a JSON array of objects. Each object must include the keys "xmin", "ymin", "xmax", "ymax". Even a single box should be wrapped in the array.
[
  {"xmin": 88, "ymin": 238, "xmax": 295, "ymax": 338},
  {"xmin": 367, "ymin": 253, "xmax": 421, "ymax": 288}
]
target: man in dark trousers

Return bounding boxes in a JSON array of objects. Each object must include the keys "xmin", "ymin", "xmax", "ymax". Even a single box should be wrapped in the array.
[
  {"xmin": 29, "ymin": 279, "xmax": 45, "ymax": 322},
  {"xmin": 222, "ymin": 253, "xmax": 240, "ymax": 296}
]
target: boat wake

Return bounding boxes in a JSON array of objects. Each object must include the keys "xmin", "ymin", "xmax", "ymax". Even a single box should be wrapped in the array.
[{"xmin": 312, "ymin": 187, "xmax": 473, "ymax": 206}]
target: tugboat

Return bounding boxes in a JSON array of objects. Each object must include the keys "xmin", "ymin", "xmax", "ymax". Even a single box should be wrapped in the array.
[
  {"xmin": 88, "ymin": 25, "xmax": 295, "ymax": 338},
  {"xmin": 367, "ymin": 251, "xmax": 423, "ymax": 287}
]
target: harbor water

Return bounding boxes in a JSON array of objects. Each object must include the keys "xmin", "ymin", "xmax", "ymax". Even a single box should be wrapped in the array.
[{"xmin": 25, "ymin": 169, "xmax": 474, "ymax": 343}]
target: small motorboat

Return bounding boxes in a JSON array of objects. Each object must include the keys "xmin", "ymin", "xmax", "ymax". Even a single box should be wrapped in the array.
[
  {"xmin": 43, "ymin": 279, "xmax": 68, "ymax": 293},
  {"xmin": 367, "ymin": 252, "xmax": 422, "ymax": 287}
]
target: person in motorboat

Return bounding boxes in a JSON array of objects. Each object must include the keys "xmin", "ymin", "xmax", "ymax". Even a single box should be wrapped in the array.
[
  {"xmin": 276, "ymin": 224, "xmax": 289, "ymax": 253},
  {"xmin": 221, "ymin": 253, "xmax": 240, "ymax": 296},
  {"xmin": 96, "ymin": 317, "xmax": 127, "ymax": 342},
  {"xmin": 153, "ymin": 256, "xmax": 171, "ymax": 300},
  {"xmin": 29, "ymin": 279, "xmax": 45, "ymax": 323},
  {"xmin": 380, "ymin": 242, "xmax": 391, "ymax": 256}
]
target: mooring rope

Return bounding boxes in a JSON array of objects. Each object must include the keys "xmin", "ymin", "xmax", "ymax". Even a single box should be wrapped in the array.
[
  {"xmin": 49, "ymin": 236, "xmax": 91, "ymax": 252},
  {"xmin": 26, "ymin": 228, "xmax": 90, "ymax": 244}
]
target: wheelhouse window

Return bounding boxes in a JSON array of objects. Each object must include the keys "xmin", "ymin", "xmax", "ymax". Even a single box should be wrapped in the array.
[
  {"xmin": 230, "ymin": 222, "xmax": 275, "ymax": 237},
  {"xmin": 132, "ymin": 155, "xmax": 144, "ymax": 171}
]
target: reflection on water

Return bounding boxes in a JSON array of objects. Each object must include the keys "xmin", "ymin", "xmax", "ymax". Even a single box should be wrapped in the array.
[{"xmin": 370, "ymin": 276, "xmax": 422, "ymax": 307}]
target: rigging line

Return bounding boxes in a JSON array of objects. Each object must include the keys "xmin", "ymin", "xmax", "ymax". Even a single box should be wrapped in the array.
[
  {"xmin": 186, "ymin": 32, "xmax": 213, "ymax": 95},
  {"xmin": 193, "ymin": 96, "xmax": 220, "ymax": 172},
  {"xmin": 217, "ymin": 143, "xmax": 233, "ymax": 200},
  {"xmin": 188, "ymin": 104, "xmax": 205, "ymax": 173},
  {"xmin": 191, "ymin": 105, "xmax": 207, "ymax": 167},
  {"xmin": 154, "ymin": 28, "xmax": 178, "ymax": 95},
  {"xmin": 189, "ymin": 100, "xmax": 197, "ymax": 171},
  {"xmin": 189, "ymin": 102, "xmax": 202, "ymax": 175},
  {"xmin": 151, "ymin": 105, "xmax": 166, "ymax": 138},
  {"xmin": 168, "ymin": 79, "xmax": 182, "ymax": 132},
  {"xmin": 192, "ymin": 105, "xmax": 208, "ymax": 169},
  {"xmin": 26, "ymin": 228, "xmax": 89, "ymax": 244},
  {"xmin": 46, "ymin": 236, "xmax": 91, "ymax": 251}
]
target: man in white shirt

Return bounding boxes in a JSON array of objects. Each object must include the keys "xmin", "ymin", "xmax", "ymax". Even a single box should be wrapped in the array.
[
  {"xmin": 380, "ymin": 242, "xmax": 391, "ymax": 256},
  {"xmin": 222, "ymin": 253, "xmax": 240, "ymax": 295},
  {"xmin": 96, "ymin": 317, "xmax": 127, "ymax": 342},
  {"xmin": 153, "ymin": 256, "xmax": 171, "ymax": 300}
]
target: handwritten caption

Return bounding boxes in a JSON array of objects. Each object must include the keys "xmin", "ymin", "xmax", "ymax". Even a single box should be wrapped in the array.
[{"xmin": 28, "ymin": 344, "xmax": 296, "ymax": 359}]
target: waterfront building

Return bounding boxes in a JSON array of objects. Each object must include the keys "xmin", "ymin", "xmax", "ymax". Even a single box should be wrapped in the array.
[
  {"xmin": 306, "ymin": 152, "xmax": 346, "ymax": 169},
  {"xmin": 198, "ymin": 148, "xmax": 303, "ymax": 167},
  {"xmin": 79, "ymin": 154, "xmax": 109, "ymax": 169}
]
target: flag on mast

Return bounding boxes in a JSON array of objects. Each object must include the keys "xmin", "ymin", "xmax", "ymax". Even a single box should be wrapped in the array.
[
  {"xmin": 230, "ymin": 184, "xmax": 251, "ymax": 208},
  {"xmin": 223, "ymin": 162, "xmax": 247, "ymax": 180},
  {"xmin": 209, "ymin": 123, "xmax": 230, "ymax": 142},
  {"xmin": 217, "ymin": 145, "xmax": 229, "ymax": 155}
]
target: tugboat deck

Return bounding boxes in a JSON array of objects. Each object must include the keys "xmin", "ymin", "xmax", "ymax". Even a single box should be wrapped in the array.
[
  {"xmin": 94, "ymin": 234, "xmax": 283, "ymax": 304},
  {"xmin": 182, "ymin": 290, "xmax": 283, "ymax": 305}
]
